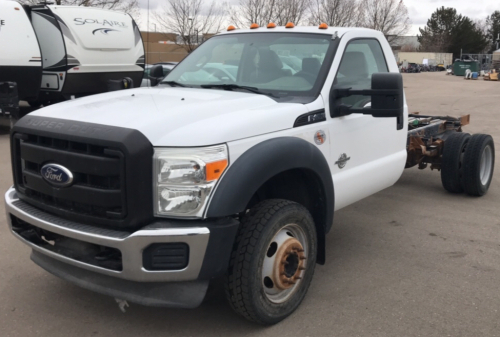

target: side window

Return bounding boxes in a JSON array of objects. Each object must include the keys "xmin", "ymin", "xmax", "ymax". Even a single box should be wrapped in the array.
[{"xmin": 334, "ymin": 39, "xmax": 388, "ymax": 107}]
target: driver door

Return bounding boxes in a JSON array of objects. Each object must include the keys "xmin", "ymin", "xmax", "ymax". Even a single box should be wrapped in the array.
[{"xmin": 325, "ymin": 37, "xmax": 406, "ymax": 210}]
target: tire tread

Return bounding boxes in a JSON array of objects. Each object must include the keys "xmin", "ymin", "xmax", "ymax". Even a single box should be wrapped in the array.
[
  {"xmin": 462, "ymin": 134, "xmax": 495, "ymax": 196},
  {"xmin": 441, "ymin": 132, "xmax": 470, "ymax": 193},
  {"xmin": 224, "ymin": 199, "xmax": 305, "ymax": 324}
]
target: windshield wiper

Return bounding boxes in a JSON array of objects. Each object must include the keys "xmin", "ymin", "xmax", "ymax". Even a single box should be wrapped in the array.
[
  {"xmin": 200, "ymin": 84, "xmax": 279, "ymax": 98},
  {"xmin": 162, "ymin": 81, "xmax": 186, "ymax": 87}
]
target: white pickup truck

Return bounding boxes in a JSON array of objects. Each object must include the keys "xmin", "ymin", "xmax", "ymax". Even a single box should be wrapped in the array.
[{"xmin": 4, "ymin": 24, "xmax": 495, "ymax": 325}]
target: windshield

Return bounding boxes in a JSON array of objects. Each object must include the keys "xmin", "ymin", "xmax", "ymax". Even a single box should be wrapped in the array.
[{"xmin": 162, "ymin": 33, "xmax": 335, "ymax": 98}]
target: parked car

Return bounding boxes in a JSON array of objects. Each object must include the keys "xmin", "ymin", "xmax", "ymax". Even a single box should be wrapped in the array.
[{"xmin": 5, "ymin": 24, "xmax": 495, "ymax": 326}]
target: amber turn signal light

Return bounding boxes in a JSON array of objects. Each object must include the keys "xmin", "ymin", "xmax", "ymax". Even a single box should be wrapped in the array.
[
  {"xmin": 319, "ymin": 23, "xmax": 328, "ymax": 29},
  {"xmin": 206, "ymin": 160, "xmax": 228, "ymax": 181},
  {"xmin": 250, "ymin": 23, "xmax": 259, "ymax": 29},
  {"xmin": 267, "ymin": 23, "xmax": 276, "ymax": 28},
  {"xmin": 285, "ymin": 22, "xmax": 295, "ymax": 28},
  {"xmin": 227, "ymin": 25, "xmax": 236, "ymax": 31}
]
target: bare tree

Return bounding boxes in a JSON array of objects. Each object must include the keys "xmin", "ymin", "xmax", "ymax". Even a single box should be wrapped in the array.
[
  {"xmin": 229, "ymin": 0, "xmax": 278, "ymax": 27},
  {"xmin": 230, "ymin": 0, "xmax": 310, "ymax": 27},
  {"xmin": 360, "ymin": 0, "xmax": 411, "ymax": 43},
  {"xmin": 309, "ymin": 0, "xmax": 364, "ymax": 27},
  {"xmin": 17, "ymin": 0, "xmax": 139, "ymax": 21},
  {"xmin": 153, "ymin": 0, "xmax": 225, "ymax": 53},
  {"xmin": 274, "ymin": 0, "xmax": 311, "ymax": 26}
]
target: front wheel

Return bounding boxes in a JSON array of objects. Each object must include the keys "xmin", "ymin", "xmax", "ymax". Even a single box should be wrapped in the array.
[{"xmin": 225, "ymin": 199, "xmax": 317, "ymax": 325}]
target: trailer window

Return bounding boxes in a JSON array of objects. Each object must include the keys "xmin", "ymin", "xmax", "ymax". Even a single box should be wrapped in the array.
[{"xmin": 334, "ymin": 39, "xmax": 388, "ymax": 108}]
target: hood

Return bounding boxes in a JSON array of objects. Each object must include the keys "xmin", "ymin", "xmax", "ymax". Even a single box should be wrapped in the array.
[{"xmin": 30, "ymin": 87, "xmax": 308, "ymax": 146}]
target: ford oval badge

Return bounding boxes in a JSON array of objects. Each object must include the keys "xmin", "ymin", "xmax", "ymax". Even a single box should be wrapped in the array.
[{"xmin": 41, "ymin": 164, "xmax": 74, "ymax": 187}]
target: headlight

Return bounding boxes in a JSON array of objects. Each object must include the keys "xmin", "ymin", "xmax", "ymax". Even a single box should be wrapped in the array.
[{"xmin": 153, "ymin": 145, "xmax": 228, "ymax": 217}]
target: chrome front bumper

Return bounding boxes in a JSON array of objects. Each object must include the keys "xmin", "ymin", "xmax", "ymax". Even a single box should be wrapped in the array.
[{"xmin": 5, "ymin": 187, "xmax": 210, "ymax": 283}]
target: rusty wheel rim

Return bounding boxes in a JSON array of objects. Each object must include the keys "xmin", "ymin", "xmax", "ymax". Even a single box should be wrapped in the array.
[{"xmin": 261, "ymin": 223, "xmax": 308, "ymax": 304}]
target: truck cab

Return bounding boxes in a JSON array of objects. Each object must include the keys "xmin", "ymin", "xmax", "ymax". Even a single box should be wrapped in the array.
[{"xmin": 3, "ymin": 24, "xmax": 434, "ymax": 324}]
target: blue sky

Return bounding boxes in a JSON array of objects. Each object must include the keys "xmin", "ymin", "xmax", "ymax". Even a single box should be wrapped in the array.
[{"xmin": 138, "ymin": 0, "xmax": 500, "ymax": 35}]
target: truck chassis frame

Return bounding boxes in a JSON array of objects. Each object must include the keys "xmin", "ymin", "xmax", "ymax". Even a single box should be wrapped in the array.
[{"xmin": 406, "ymin": 113, "xmax": 471, "ymax": 170}]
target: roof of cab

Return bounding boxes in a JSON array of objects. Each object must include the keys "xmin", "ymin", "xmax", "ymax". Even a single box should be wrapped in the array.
[{"xmin": 217, "ymin": 26, "xmax": 380, "ymax": 38}]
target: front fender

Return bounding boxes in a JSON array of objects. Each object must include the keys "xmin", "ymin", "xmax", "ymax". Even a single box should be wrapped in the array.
[{"xmin": 206, "ymin": 137, "xmax": 334, "ymax": 263}]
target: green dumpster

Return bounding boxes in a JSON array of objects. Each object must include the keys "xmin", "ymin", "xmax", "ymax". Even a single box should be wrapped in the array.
[{"xmin": 453, "ymin": 61, "xmax": 479, "ymax": 76}]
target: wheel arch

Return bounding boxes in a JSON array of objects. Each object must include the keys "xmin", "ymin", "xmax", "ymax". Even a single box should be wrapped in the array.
[{"xmin": 206, "ymin": 137, "xmax": 334, "ymax": 264}]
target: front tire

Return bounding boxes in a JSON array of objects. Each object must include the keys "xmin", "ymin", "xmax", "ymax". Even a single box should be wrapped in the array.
[{"xmin": 225, "ymin": 199, "xmax": 317, "ymax": 325}]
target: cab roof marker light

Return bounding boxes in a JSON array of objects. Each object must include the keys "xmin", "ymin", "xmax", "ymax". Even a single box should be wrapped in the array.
[
  {"xmin": 267, "ymin": 23, "xmax": 276, "ymax": 29},
  {"xmin": 285, "ymin": 22, "xmax": 295, "ymax": 28},
  {"xmin": 227, "ymin": 25, "xmax": 236, "ymax": 31},
  {"xmin": 319, "ymin": 23, "xmax": 328, "ymax": 29},
  {"xmin": 250, "ymin": 23, "xmax": 259, "ymax": 29}
]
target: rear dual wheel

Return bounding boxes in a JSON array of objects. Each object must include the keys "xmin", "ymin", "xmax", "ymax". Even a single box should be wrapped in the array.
[
  {"xmin": 462, "ymin": 134, "xmax": 495, "ymax": 196},
  {"xmin": 441, "ymin": 132, "xmax": 495, "ymax": 196},
  {"xmin": 225, "ymin": 199, "xmax": 317, "ymax": 325},
  {"xmin": 441, "ymin": 132, "xmax": 470, "ymax": 193}
]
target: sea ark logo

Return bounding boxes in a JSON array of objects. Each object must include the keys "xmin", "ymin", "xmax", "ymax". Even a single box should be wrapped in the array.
[
  {"xmin": 0, "ymin": 19, "xmax": 5, "ymax": 32},
  {"xmin": 74, "ymin": 18, "xmax": 128, "ymax": 28},
  {"xmin": 41, "ymin": 164, "xmax": 74, "ymax": 187}
]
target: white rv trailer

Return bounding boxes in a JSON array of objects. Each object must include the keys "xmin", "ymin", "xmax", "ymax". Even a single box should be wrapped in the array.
[
  {"xmin": 0, "ymin": 1, "xmax": 145, "ymax": 107},
  {"xmin": 0, "ymin": 1, "xmax": 42, "ymax": 103}
]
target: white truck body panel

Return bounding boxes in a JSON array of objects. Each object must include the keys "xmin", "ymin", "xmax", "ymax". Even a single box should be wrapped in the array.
[
  {"xmin": 28, "ymin": 87, "xmax": 307, "ymax": 146},
  {"xmin": 28, "ymin": 26, "xmax": 407, "ymax": 212},
  {"xmin": 318, "ymin": 29, "xmax": 408, "ymax": 210}
]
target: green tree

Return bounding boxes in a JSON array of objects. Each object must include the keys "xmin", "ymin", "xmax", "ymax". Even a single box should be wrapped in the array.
[
  {"xmin": 418, "ymin": 7, "xmax": 488, "ymax": 60},
  {"xmin": 486, "ymin": 11, "xmax": 500, "ymax": 52}
]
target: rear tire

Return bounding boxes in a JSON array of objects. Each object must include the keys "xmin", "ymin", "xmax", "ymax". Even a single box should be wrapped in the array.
[
  {"xmin": 225, "ymin": 199, "xmax": 317, "ymax": 325},
  {"xmin": 462, "ymin": 134, "xmax": 495, "ymax": 196},
  {"xmin": 441, "ymin": 132, "xmax": 470, "ymax": 193}
]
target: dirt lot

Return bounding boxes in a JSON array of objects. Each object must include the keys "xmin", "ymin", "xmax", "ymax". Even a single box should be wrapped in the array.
[{"xmin": 1, "ymin": 73, "xmax": 499, "ymax": 336}]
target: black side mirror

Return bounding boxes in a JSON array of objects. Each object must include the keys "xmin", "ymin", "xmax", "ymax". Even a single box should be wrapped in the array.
[
  {"xmin": 331, "ymin": 73, "xmax": 404, "ymax": 130},
  {"xmin": 149, "ymin": 65, "xmax": 164, "ymax": 86},
  {"xmin": 0, "ymin": 82, "xmax": 20, "ymax": 119}
]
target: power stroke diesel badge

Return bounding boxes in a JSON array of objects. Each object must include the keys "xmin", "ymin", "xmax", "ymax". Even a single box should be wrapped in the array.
[
  {"xmin": 335, "ymin": 153, "xmax": 351, "ymax": 169},
  {"xmin": 41, "ymin": 164, "xmax": 74, "ymax": 187}
]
